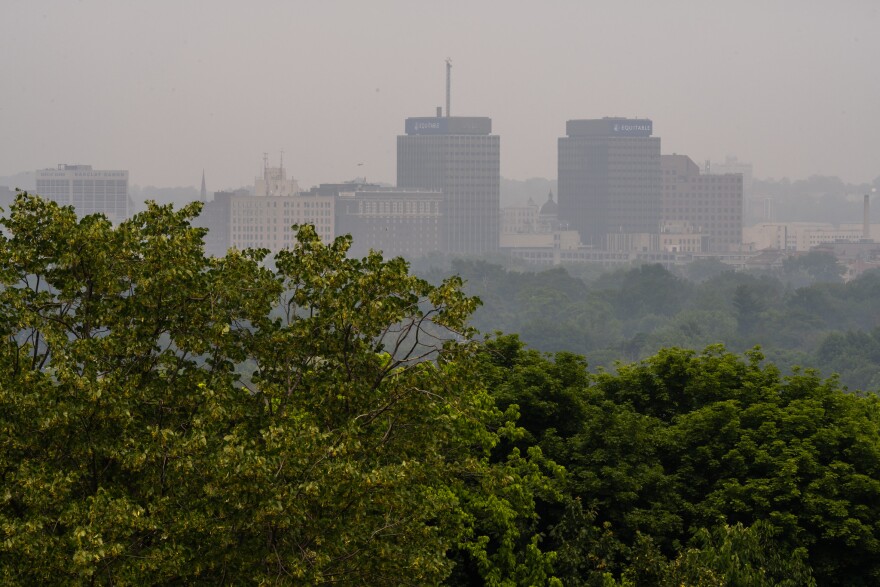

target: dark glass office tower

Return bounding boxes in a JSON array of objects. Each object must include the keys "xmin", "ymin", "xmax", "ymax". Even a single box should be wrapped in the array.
[
  {"xmin": 397, "ymin": 116, "xmax": 500, "ymax": 255},
  {"xmin": 558, "ymin": 118, "xmax": 661, "ymax": 248}
]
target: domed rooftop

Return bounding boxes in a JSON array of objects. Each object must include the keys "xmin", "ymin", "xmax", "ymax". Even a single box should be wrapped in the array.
[{"xmin": 540, "ymin": 190, "xmax": 558, "ymax": 216}]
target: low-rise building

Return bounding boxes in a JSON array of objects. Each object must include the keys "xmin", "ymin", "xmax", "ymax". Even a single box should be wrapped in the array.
[
  {"xmin": 659, "ymin": 221, "xmax": 709, "ymax": 253},
  {"xmin": 335, "ymin": 187, "xmax": 445, "ymax": 259},
  {"xmin": 743, "ymin": 222, "xmax": 864, "ymax": 251},
  {"xmin": 197, "ymin": 190, "xmax": 333, "ymax": 257}
]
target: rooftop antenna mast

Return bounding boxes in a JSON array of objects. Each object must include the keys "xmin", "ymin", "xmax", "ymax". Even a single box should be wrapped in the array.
[
  {"xmin": 280, "ymin": 149, "xmax": 284, "ymax": 171},
  {"xmin": 445, "ymin": 58, "xmax": 452, "ymax": 118}
]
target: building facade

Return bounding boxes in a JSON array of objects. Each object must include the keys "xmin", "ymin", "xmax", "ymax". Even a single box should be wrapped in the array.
[
  {"xmin": 255, "ymin": 160, "xmax": 300, "ymax": 197},
  {"xmin": 558, "ymin": 118, "xmax": 661, "ymax": 249},
  {"xmin": 197, "ymin": 190, "xmax": 334, "ymax": 257},
  {"xmin": 659, "ymin": 220, "xmax": 710, "ymax": 253},
  {"xmin": 335, "ymin": 187, "xmax": 444, "ymax": 259},
  {"xmin": 397, "ymin": 116, "xmax": 500, "ymax": 255},
  {"xmin": 711, "ymin": 155, "xmax": 758, "ymax": 224},
  {"xmin": 501, "ymin": 199, "xmax": 540, "ymax": 235},
  {"xmin": 661, "ymin": 154, "xmax": 743, "ymax": 252},
  {"xmin": 500, "ymin": 192, "xmax": 579, "ymax": 250},
  {"xmin": 35, "ymin": 164, "xmax": 131, "ymax": 222},
  {"xmin": 743, "ymin": 222, "xmax": 864, "ymax": 252}
]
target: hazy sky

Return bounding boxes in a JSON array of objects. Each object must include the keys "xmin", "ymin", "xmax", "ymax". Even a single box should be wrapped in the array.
[{"xmin": 2, "ymin": 0, "xmax": 879, "ymax": 190}]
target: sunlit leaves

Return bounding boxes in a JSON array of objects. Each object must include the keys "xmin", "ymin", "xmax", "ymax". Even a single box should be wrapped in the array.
[{"xmin": 0, "ymin": 194, "xmax": 553, "ymax": 585}]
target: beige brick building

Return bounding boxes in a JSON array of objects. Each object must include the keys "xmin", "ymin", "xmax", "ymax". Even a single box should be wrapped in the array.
[{"xmin": 661, "ymin": 155, "xmax": 743, "ymax": 252}]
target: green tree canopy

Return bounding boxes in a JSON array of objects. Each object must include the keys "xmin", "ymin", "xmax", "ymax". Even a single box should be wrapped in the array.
[
  {"xmin": 481, "ymin": 336, "xmax": 880, "ymax": 586},
  {"xmin": 0, "ymin": 194, "xmax": 557, "ymax": 585}
]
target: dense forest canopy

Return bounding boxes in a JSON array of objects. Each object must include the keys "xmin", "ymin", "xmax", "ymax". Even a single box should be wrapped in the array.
[
  {"xmin": 427, "ymin": 255, "xmax": 880, "ymax": 393},
  {"xmin": 2, "ymin": 193, "xmax": 880, "ymax": 585}
]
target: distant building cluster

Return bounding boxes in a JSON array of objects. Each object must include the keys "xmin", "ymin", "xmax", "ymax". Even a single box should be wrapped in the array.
[
  {"xmin": 197, "ymin": 113, "xmax": 501, "ymax": 259},
  {"xmin": 24, "ymin": 114, "xmax": 748, "ymax": 263},
  {"xmin": 20, "ymin": 97, "xmax": 875, "ymax": 280},
  {"xmin": 197, "ymin": 165, "xmax": 333, "ymax": 256},
  {"xmin": 744, "ymin": 223, "xmax": 866, "ymax": 251}
]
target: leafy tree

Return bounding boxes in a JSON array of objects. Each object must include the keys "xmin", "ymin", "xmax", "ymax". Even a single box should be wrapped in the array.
[
  {"xmin": 599, "ymin": 264, "xmax": 693, "ymax": 319},
  {"xmin": 815, "ymin": 329, "xmax": 880, "ymax": 392},
  {"xmin": 592, "ymin": 347, "xmax": 880, "ymax": 585},
  {"xmin": 782, "ymin": 251, "xmax": 845, "ymax": 287},
  {"xmin": 662, "ymin": 523, "xmax": 815, "ymax": 587},
  {"xmin": 677, "ymin": 257, "xmax": 732, "ymax": 284},
  {"xmin": 644, "ymin": 310, "xmax": 737, "ymax": 354},
  {"xmin": 732, "ymin": 283, "xmax": 765, "ymax": 336},
  {"xmin": 479, "ymin": 336, "xmax": 880, "ymax": 585},
  {"xmin": 0, "ymin": 194, "xmax": 557, "ymax": 585}
]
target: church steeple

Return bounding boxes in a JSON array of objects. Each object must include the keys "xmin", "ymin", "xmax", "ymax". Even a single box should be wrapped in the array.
[{"xmin": 200, "ymin": 170, "xmax": 207, "ymax": 202}]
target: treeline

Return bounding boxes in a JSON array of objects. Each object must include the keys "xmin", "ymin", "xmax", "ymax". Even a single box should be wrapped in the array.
[
  {"xmin": 435, "ymin": 255, "xmax": 880, "ymax": 393},
  {"xmin": 2, "ymin": 194, "xmax": 880, "ymax": 585},
  {"xmin": 480, "ymin": 336, "xmax": 880, "ymax": 586}
]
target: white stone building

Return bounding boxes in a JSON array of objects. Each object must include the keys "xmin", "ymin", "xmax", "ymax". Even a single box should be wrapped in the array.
[{"xmin": 35, "ymin": 164, "xmax": 131, "ymax": 222}]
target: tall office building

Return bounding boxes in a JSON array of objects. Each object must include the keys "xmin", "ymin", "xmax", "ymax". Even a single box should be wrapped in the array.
[
  {"xmin": 35, "ymin": 164, "xmax": 131, "ymax": 222},
  {"xmin": 397, "ymin": 116, "xmax": 500, "ymax": 255},
  {"xmin": 661, "ymin": 154, "xmax": 743, "ymax": 252},
  {"xmin": 558, "ymin": 118, "xmax": 661, "ymax": 248},
  {"xmin": 711, "ymin": 155, "xmax": 759, "ymax": 224}
]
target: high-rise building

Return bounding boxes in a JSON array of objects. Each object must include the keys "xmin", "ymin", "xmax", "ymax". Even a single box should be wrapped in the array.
[
  {"xmin": 397, "ymin": 116, "xmax": 500, "ymax": 255},
  {"xmin": 35, "ymin": 164, "xmax": 131, "ymax": 222},
  {"xmin": 558, "ymin": 118, "xmax": 661, "ymax": 248},
  {"xmin": 195, "ymin": 189, "xmax": 241, "ymax": 257},
  {"xmin": 710, "ymin": 155, "xmax": 753, "ymax": 196},
  {"xmin": 661, "ymin": 154, "xmax": 743, "ymax": 252},
  {"xmin": 710, "ymin": 155, "xmax": 757, "ymax": 225}
]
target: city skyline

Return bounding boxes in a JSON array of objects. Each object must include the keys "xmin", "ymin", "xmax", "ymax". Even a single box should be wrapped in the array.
[{"xmin": 2, "ymin": 1, "xmax": 879, "ymax": 191}]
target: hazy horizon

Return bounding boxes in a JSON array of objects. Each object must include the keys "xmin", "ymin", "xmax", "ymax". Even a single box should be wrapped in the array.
[{"xmin": 2, "ymin": 1, "xmax": 879, "ymax": 190}]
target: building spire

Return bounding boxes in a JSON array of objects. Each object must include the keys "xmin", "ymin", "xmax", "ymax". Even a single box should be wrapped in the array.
[
  {"xmin": 200, "ymin": 170, "xmax": 207, "ymax": 202},
  {"xmin": 445, "ymin": 58, "xmax": 452, "ymax": 118}
]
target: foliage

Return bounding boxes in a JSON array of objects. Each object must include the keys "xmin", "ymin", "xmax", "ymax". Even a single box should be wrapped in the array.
[
  {"xmin": 480, "ymin": 336, "xmax": 880, "ymax": 585},
  {"xmin": 661, "ymin": 522, "xmax": 816, "ymax": 587},
  {"xmin": 6, "ymin": 192, "xmax": 880, "ymax": 585},
  {"xmin": 0, "ymin": 194, "xmax": 556, "ymax": 585},
  {"xmin": 782, "ymin": 251, "xmax": 845, "ymax": 287},
  {"xmin": 441, "ymin": 259, "xmax": 880, "ymax": 392}
]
